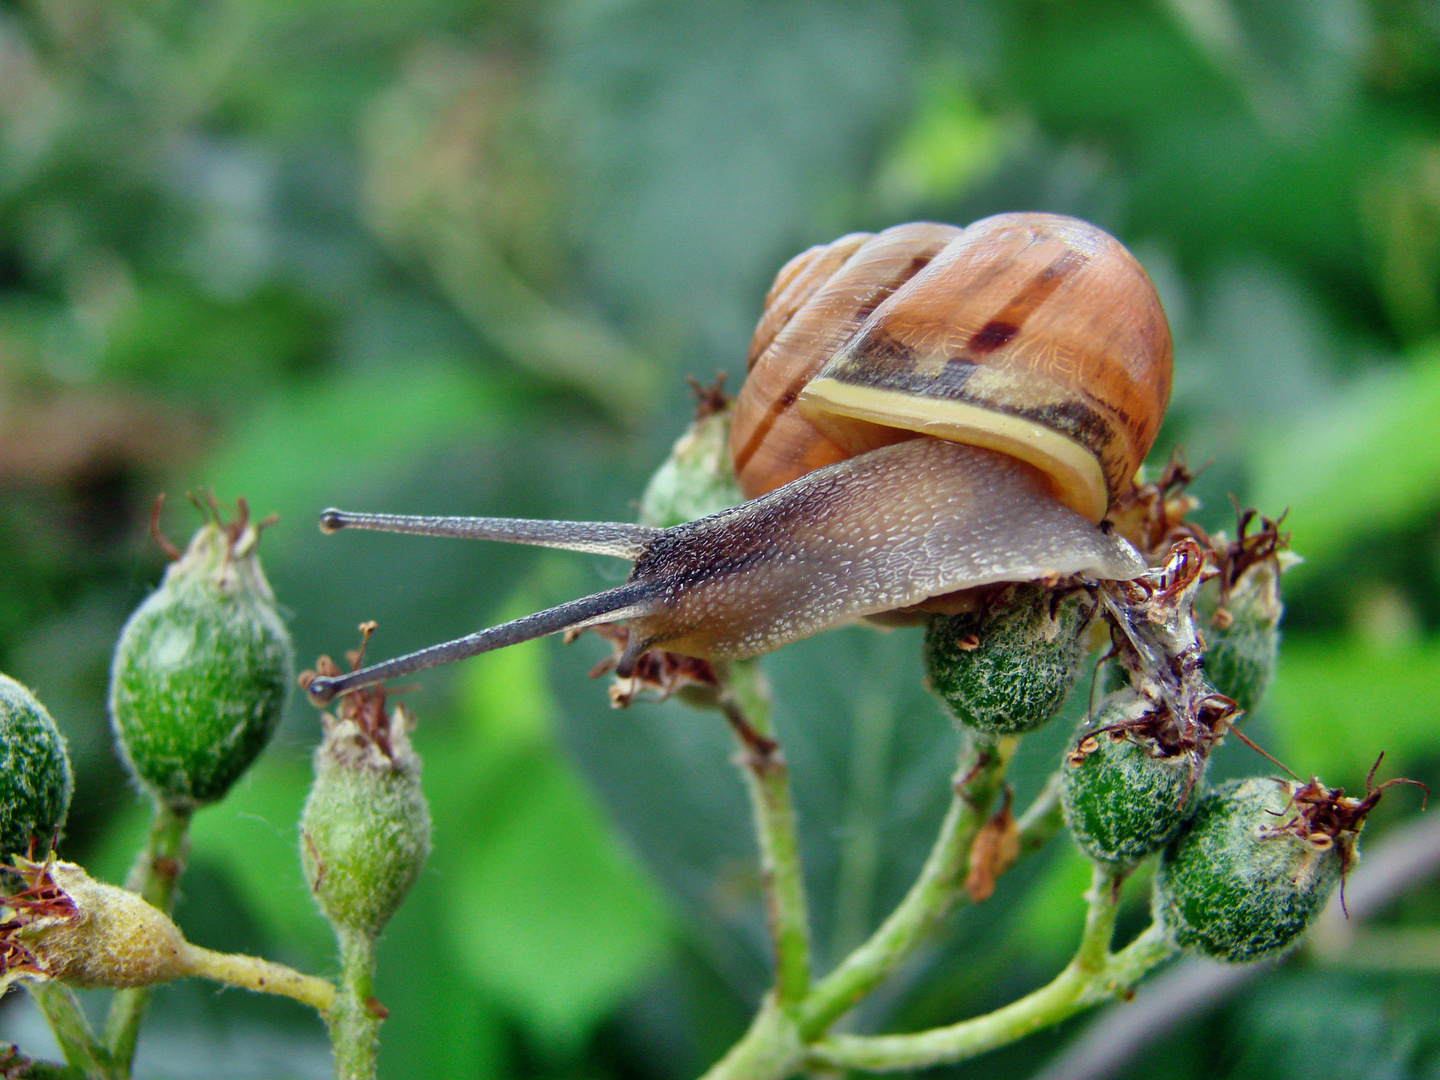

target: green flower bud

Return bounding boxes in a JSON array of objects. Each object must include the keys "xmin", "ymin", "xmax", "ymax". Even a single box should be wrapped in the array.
[
  {"xmin": 299, "ymin": 673, "xmax": 430, "ymax": 940},
  {"xmin": 109, "ymin": 504, "xmax": 293, "ymax": 809},
  {"xmin": 1195, "ymin": 555, "xmax": 1296, "ymax": 715},
  {"xmin": 1060, "ymin": 691, "xmax": 1205, "ymax": 868},
  {"xmin": 639, "ymin": 390, "xmax": 743, "ymax": 528},
  {"xmin": 1193, "ymin": 512, "xmax": 1296, "ymax": 714},
  {"xmin": 1155, "ymin": 776, "xmax": 1357, "ymax": 962},
  {"xmin": 0, "ymin": 676, "xmax": 72, "ymax": 862},
  {"xmin": 925, "ymin": 584, "xmax": 1094, "ymax": 735}
]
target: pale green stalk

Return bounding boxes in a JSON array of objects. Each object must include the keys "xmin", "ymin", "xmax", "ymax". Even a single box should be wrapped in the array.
[
  {"xmin": 328, "ymin": 928, "xmax": 381, "ymax": 1080},
  {"xmin": 721, "ymin": 661, "xmax": 812, "ymax": 1006},
  {"xmin": 103, "ymin": 801, "xmax": 192, "ymax": 1072},
  {"xmin": 29, "ymin": 981, "xmax": 116, "ymax": 1079},
  {"xmin": 179, "ymin": 944, "xmax": 335, "ymax": 1013}
]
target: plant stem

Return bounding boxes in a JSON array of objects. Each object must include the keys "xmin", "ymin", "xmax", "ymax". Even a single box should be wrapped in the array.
[
  {"xmin": 28, "ymin": 982, "xmax": 115, "ymax": 1079},
  {"xmin": 797, "ymin": 734, "xmax": 1014, "ymax": 1036},
  {"xmin": 122, "ymin": 802, "xmax": 192, "ymax": 907},
  {"xmin": 178, "ymin": 944, "xmax": 336, "ymax": 1013},
  {"xmin": 1015, "ymin": 770, "xmax": 1066, "ymax": 857},
  {"xmin": 720, "ymin": 660, "xmax": 812, "ymax": 1007},
  {"xmin": 8, "ymin": 1053, "xmax": 87, "ymax": 1079},
  {"xmin": 103, "ymin": 801, "xmax": 193, "ymax": 1072},
  {"xmin": 697, "ymin": 993, "xmax": 805, "ymax": 1080},
  {"xmin": 328, "ymin": 928, "xmax": 382, "ymax": 1080},
  {"xmin": 808, "ymin": 868, "xmax": 1178, "ymax": 1071}
]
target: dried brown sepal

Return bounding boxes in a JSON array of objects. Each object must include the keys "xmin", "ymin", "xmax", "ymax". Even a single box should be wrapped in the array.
[
  {"xmin": 1263, "ymin": 755, "xmax": 1428, "ymax": 914},
  {"xmin": 0, "ymin": 857, "xmax": 189, "ymax": 990},
  {"xmin": 157, "ymin": 491, "xmax": 281, "ymax": 573},
  {"xmin": 568, "ymin": 623, "xmax": 720, "ymax": 708},
  {"xmin": 149, "ymin": 494, "xmax": 182, "ymax": 561},
  {"xmin": 298, "ymin": 624, "xmax": 408, "ymax": 761},
  {"xmin": 0, "ymin": 855, "xmax": 78, "ymax": 983},
  {"xmin": 686, "ymin": 372, "xmax": 731, "ymax": 421},
  {"xmin": 965, "ymin": 789, "xmax": 1019, "ymax": 902},
  {"xmin": 1106, "ymin": 450, "xmax": 1204, "ymax": 562},
  {"xmin": 1207, "ymin": 504, "xmax": 1290, "ymax": 612}
]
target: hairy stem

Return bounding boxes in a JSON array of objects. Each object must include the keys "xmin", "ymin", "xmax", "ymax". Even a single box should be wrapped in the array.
[
  {"xmin": 328, "ymin": 929, "xmax": 382, "ymax": 1080},
  {"xmin": 103, "ymin": 801, "xmax": 192, "ymax": 1072},
  {"xmin": 808, "ymin": 868, "xmax": 1177, "ymax": 1071},
  {"xmin": 798, "ymin": 734, "xmax": 1015, "ymax": 1036},
  {"xmin": 721, "ymin": 660, "xmax": 813, "ymax": 1007},
  {"xmin": 179, "ymin": 944, "xmax": 336, "ymax": 1013},
  {"xmin": 29, "ymin": 982, "xmax": 115, "ymax": 1079}
]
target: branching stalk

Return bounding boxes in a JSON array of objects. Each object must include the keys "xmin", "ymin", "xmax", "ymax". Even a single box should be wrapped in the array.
[
  {"xmin": 697, "ymin": 993, "xmax": 805, "ymax": 1080},
  {"xmin": 808, "ymin": 868, "xmax": 1177, "ymax": 1071}
]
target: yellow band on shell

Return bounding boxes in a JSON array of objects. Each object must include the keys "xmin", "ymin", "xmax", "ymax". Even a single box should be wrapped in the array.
[{"xmin": 799, "ymin": 376, "xmax": 1109, "ymax": 523}]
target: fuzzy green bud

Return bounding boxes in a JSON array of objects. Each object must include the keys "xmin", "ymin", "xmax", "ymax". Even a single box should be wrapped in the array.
[
  {"xmin": 1195, "ymin": 554, "xmax": 1293, "ymax": 714},
  {"xmin": 1155, "ymin": 777, "xmax": 1350, "ymax": 962},
  {"xmin": 109, "ymin": 508, "xmax": 293, "ymax": 809},
  {"xmin": 1061, "ymin": 692, "xmax": 1205, "ymax": 868},
  {"xmin": 639, "ymin": 398, "xmax": 744, "ymax": 528},
  {"xmin": 300, "ymin": 686, "xmax": 430, "ymax": 941},
  {"xmin": 0, "ymin": 676, "xmax": 72, "ymax": 862},
  {"xmin": 925, "ymin": 584, "xmax": 1094, "ymax": 735}
]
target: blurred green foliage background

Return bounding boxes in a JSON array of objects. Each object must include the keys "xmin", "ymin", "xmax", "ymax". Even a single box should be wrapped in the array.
[{"xmin": 1, "ymin": 0, "xmax": 1438, "ymax": 1077}]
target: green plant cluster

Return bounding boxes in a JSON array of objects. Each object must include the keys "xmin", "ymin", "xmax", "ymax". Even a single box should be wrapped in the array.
[
  {"xmin": 1, "ymin": 1, "xmax": 1438, "ymax": 1077},
  {"xmin": 0, "ymin": 511, "xmax": 427, "ymax": 1079}
]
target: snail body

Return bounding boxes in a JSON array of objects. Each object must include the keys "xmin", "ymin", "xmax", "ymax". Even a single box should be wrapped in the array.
[{"xmin": 307, "ymin": 213, "xmax": 1171, "ymax": 704}]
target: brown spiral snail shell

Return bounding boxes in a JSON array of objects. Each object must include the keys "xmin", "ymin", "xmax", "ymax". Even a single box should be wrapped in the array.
[{"xmin": 306, "ymin": 212, "xmax": 1172, "ymax": 704}]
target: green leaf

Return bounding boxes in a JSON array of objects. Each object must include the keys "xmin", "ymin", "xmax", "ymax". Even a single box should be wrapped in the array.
[
  {"xmin": 1267, "ymin": 635, "xmax": 1440, "ymax": 782},
  {"xmin": 445, "ymin": 753, "xmax": 671, "ymax": 1052},
  {"xmin": 1249, "ymin": 343, "xmax": 1440, "ymax": 574},
  {"xmin": 194, "ymin": 361, "xmax": 525, "ymax": 550}
]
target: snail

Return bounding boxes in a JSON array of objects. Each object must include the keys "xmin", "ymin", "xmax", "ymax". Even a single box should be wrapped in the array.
[{"xmin": 305, "ymin": 212, "xmax": 1172, "ymax": 705}]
